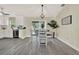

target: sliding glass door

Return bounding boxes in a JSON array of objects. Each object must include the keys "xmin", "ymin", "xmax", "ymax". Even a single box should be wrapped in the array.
[{"xmin": 32, "ymin": 20, "xmax": 46, "ymax": 30}]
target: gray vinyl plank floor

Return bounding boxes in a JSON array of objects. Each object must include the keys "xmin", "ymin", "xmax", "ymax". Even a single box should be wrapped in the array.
[{"xmin": 0, "ymin": 37, "xmax": 79, "ymax": 55}]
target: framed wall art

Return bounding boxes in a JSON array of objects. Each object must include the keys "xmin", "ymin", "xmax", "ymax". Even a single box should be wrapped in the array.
[{"xmin": 62, "ymin": 15, "xmax": 72, "ymax": 25}]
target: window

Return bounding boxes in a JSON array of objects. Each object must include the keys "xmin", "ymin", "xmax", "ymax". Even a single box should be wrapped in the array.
[{"xmin": 9, "ymin": 17, "xmax": 16, "ymax": 26}]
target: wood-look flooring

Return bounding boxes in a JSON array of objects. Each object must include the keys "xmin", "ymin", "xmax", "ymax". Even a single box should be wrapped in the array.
[{"xmin": 0, "ymin": 37, "xmax": 79, "ymax": 55}]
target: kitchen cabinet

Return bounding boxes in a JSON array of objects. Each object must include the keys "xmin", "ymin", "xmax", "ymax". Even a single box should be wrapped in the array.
[
  {"xmin": 2, "ymin": 27, "xmax": 13, "ymax": 38},
  {"xmin": 19, "ymin": 29, "xmax": 26, "ymax": 39}
]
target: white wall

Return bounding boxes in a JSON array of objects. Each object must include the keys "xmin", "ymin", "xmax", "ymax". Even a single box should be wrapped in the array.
[
  {"xmin": 16, "ymin": 16, "xmax": 24, "ymax": 26},
  {"xmin": 56, "ymin": 4, "xmax": 79, "ymax": 51}
]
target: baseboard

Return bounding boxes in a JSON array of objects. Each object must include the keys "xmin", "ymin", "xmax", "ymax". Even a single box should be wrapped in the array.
[
  {"xmin": 0, "ymin": 36, "xmax": 31, "ymax": 39},
  {"xmin": 57, "ymin": 37, "xmax": 79, "ymax": 52},
  {"xmin": 0, "ymin": 37, "xmax": 13, "ymax": 40}
]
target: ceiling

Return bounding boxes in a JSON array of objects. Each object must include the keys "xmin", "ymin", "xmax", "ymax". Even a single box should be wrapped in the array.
[{"xmin": 0, "ymin": 4, "xmax": 65, "ymax": 17}]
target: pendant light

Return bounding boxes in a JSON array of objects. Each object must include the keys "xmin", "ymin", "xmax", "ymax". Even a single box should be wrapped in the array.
[{"xmin": 40, "ymin": 4, "xmax": 45, "ymax": 19}]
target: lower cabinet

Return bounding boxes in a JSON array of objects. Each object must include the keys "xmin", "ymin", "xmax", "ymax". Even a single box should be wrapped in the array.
[
  {"xmin": 5, "ymin": 27, "xmax": 13, "ymax": 38},
  {"xmin": 0, "ymin": 27, "xmax": 13, "ymax": 39},
  {"xmin": 19, "ymin": 29, "xmax": 26, "ymax": 39},
  {"xmin": 0, "ymin": 30, "xmax": 3, "ymax": 38},
  {"xmin": 0, "ymin": 27, "xmax": 26, "ymax": 39}
]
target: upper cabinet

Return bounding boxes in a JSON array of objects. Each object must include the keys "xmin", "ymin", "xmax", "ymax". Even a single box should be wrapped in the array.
[
  {"xmin": 0, "ymin": 16, "xmax": 3, "ymax": 25},
  {"xmin": 0, "ymin": 15, "xmax": 9, "ymax": 25}
]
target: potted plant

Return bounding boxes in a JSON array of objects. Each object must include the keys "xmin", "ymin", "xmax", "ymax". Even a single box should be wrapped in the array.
[{"xmin": 48, "ymin": 20, "xmax": 59, "ymax": 38}]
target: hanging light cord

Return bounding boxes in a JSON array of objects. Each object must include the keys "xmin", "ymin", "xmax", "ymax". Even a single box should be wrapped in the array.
[
  {"xmin": 40, "ymin": 4, "xmax": 45, "ymax": 19},
  {"xmin": 41, "ymin": 4, "xmax": 44, "ymax": 14}
]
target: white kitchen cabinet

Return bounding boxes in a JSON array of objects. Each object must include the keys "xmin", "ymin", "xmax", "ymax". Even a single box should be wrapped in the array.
[
  {"xmin": 1, "ymin": 27, "xmax": 13, "ymax": 38},
  {"xmin": 19, "ymin": 29, "xmax": 26, "ymax": 39},
  {"xmin": 0, "ymin": 29, "xmax": 3, "ymax": 38},
  {"xmin": 5, "ymin": 27, "xmax": 13, "ymax": 38}
]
